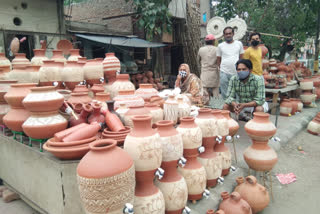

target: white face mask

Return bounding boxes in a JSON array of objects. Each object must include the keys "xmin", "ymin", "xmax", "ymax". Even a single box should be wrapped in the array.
[{"xmin": 179, "ymin": 70, "xmax": 187, "ymax": 78}]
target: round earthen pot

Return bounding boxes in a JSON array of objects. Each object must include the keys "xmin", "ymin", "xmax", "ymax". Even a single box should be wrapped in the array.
[
  {"xmin": 51, "ymin": 50, "xmax": 67, "ymax": 64},
  {"xmin": 289, "ymin": 98, "xmax": 298, "ymax": 115},
  {"xmin": 90, "ymin": 83, "xmax": 104, "ymax": 96},
  {"xmin": 300, "ymin": 91, "xmax": 315, "ymax": 105},
  {"xmin": 114, "ymin": 89, "xmax": 144, "ymax": 110},
  {"xmin": 219, "ymin": 192, "xmax": 252, "ymax": 214},
  {"xmin": 77, "ymin": 139, "xmax": 135, "ymax": 214},
  {"xmin": 67, "ymin": 49, "xmax": 81, "ymax": 62},
  {"xmin": 123, "ymin": 105, "xmax": 151, "ymax": 128},
  {"xmin": 3, "ymin": 107, "xmax": 30, "ymax": 132},
  {"xmin": 135, "ymin": 83, "xmax": 158, "ymax": 101},
  {"xmin": 300, "ymin": 79, "xmax": 313, "ymax": 90},
  {"xmin": 61, "ymin": 61, "xmax": 84, "ymax": 90},
  {"xmin": 164, "ymin": 95, "xmax": 179, "ymax": 124},
  {"xmin": 290, "ymin": 98, "xmax": 303, "ymax": 112},
  {"xmin": 234, "ymin": 176, "xmax": 270, "ymax": 213},
  {"xmin": 110, "ymin": 74, "xmax": 135, "ymax": 98},
  {"xmin": 0, "ymin": 53, "xmax": 12, "ymax": 69},
  {"xmin": 39, "ymin": 60, "xmax": 63, "ymax": 87},
  {"xmin": 280, "ymin": 99, "xmax": 292, "ymax": 117},
  {"xmin": 12, "ymin": 53, "xmax": 30, "ymax": 67},
  {"xmin": 150, "ymin": 95, "xmax": 165, "ymax": 109},
  {"xmin": 83, "ymin": 59, "xmax": 104, "ymax": 86},
  {"xmin": 68, "ymin": 92, "xmax": 92, "ymax": 105},
  {"xmin": 4, "ymin": 83, "xmax": 38, "ymax": 108},
  {"xmin": 102, "ymin": 52, "xmax": 120, "ymax": 87},
  {"xmin": 144, "ymin": 103, "xmax": 164, "ymax": 126},
  {"xmin": 221, "ymin": 110, "xmax": 239, "ymax": 136},
  {"xmin": 43, "ymin": 142, "xmax": 90, "ymax": 160},
  {"xmin": 31, "ymin": 49, "xmax": 48, "ymax": 65},
  {"xmin": 307, "ymin": 117, "xmax": 320, "ymax": 135},
  {"xmin": 73, "ymin": 85, "xmax": 89, "ymax": 93}
]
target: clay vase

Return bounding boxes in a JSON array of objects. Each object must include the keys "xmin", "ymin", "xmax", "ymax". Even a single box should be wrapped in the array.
[
  {"xmin": 123, "ymin": 105, "xmax": 151, "ymax": 128},
  {"xmin": 102, "ymin": 100, "xmax": 125, "ymax": 132},
  {"xmin": 73, "ymin": 85, "xmax": 89, "ymax": 94},
  {"xmin": 95, "ymin": 92, "xmax": 110, "ymax": 103},
  {"xmin": 164, "ymin": 95, "xmax": 179, "ymax": 125},
  {"xmin": 176, "ymin": 117, "xmax": 207, "ymax": 201},
  {"xmin": 150, "ymin": 95, "xmax": 165, "ymax": 109},
  {"xmin": 110, "ymin": 74, "xmax": 135, "ymax": 98},
  {"xmin": 177, "ymin": 97, "xmax": 191, "ymax": 121},
  {"xmin": 61, "ymin": 61, "xmax": 84, "ymax": 90},
  {"xmin": 144, "ymin": 103, "xmax": 164, "ymax": 126},
  {"xmin": 102, "ymin": 52, "xmax": 120, "ymax": 87},
  {"xmin": 115, "ymin": 103, "xmax": 129, "ymax": 122},
  {"xmin": 69, "ymin": 104, "xmax": 92, "ymax": 127},
  {"xmin": 77, "ymin": 139, "xmax": 135, "ymax": 214},
  {"xmin": 51, "ymin": 50, "xmax": 67, "ymax": 64},
  {"xmin": 300, "ymin": 79, "xmax": 313, "ymax": 90},
  {"xmin": 123, "ymin": 115, "xmax": 165, "ymax": 214},
  {"xmin": 307, "ymin": 117, "xmax": 320, "ymax": 135},
  {"xmin": 195, "ymin": 108, "xmax": 221, "ymax": 188},
  {"xmin": 300, "ymin": 91, "xmax": 315, "ymax": 105},
  {"xmin": 3, "ymin": 83, "xmax": 37, "ymax": 132},
  {"xmin": 235, "ymin": 176, "xmax": 270, "ymax": 213},
  {"xmin": 135, "ymin": 83, "xmax": 158, "ymax": 101},
  {"xmin": 113, "ymin": 89, "xmax": 144, "ymax": 110},
  {"xmin": 0, "ymin": 65, "xmax": 11, "ymax": 79},
  {"xmin": 0, "ymin": 80, "xmax": 18, "ymax": 125},
  {"xmin": 288, "ymin": 98, "xmax": 298, "ymax": 115},
  {"xmin": 83, "ymin": 59, "xmax": 104, "ymax": 86},
  {"xmin": 154, "ymin": 120, "xmax": 187, "ymax": 214},
  {"xmin": 90, "ymin": 83, "xmax": 104, "ymax": 97},
  {"xmin": 39, "ymin": 60, "xmax": 63, "ymax": 87},
  {"xmin": 31, "ymin": 49, "xmax": 48, "ymax": 65},
  {"xmin": 68, "ymin": 92, "xmax": 92, "ymax": 105},
  {"xmin": 221, "ymin": 110, "xmax": 239, "ymax": 137},
  {"xmin": 244, "ymin": 112, "xmax": 277, "ymax": 171},
  {"xmin": 8, "ymin": 65, "xmax": 39, "ymax": 83},
  {"xmin": 11, "ymin": 53, "xmax": 31, "ymax": 67},
  {"xmin": 88, "ymin": 102, "xmax": 105, "ymax": 124},
  {"xmin": 0, "ymin": 53, "xmax": 12, "ymax": 69},
  {"xmin": 280, "ymin": 99, "xmax": 292, "ymax": 116},
  {"xmin": 219, "ymin": 192, "xmax": 252, "ymax": 214},
  {"xmin": 212, "ymin": 109, "xmax": 231, "ymax": 176},
  {"xmin": 67, "ymin": 49, "xmax": 81, "ymax": 61}
]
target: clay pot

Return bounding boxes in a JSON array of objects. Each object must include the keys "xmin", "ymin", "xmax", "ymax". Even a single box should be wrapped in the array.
[
  {"xmin": 289, "ymin": 98, "xmax": 298, "ymax": 115},
  {"xmin": 244, "ymin": 112, "xmax": 277, "ymax": 171},
  {"xmin": 54, "ymin": 123, "xmax": 88, "ymax": 141},
  {"xmin": 4, "ymin": 83, "xmax": 37, "ymax": 108},
  {"xmin": 39, "ymin": 60, "xmax": 63, "ymax": 87},
  {"xmin": 300, "ymin": 79, "xmax": 313, "ymax": 90},
  {"xmin": 69, "ymin": 104, "xmax": 92, "ymax": 127},
  {"xmin": 31, "ymin": 49, "xmax": 48, "ymax": 65},
  {"xmin": 135, "ymin": 83, "xmax": 158, "ymax": 101},
  {"xmin": 95, "ymin": 92, "xmax": 110, "ymax": 103},
  {"xmin": 221, "ymin": 110, "xmax": 239, "ymax": 136},
  {"xmin": 8, "ymin": 64, "xmax": 39, "ymax": 83},
  {"xmin": 57, "ymin": 89, "xmax": 71, "ymax": 100},
  {"xmin": 77, "ymin": 139, "xmax": 135, "ymax": 213},
  {"xmin": 144, "ymin": 103, "xmax": 164, "ymax": 126},
  {"xmin": 164, "ymin": 95, "xmax": 179, "ymax": 124},
  {"xmin": 110, "ymin": 74, "xmax": 135, "ymax": 98},
  {"xmin": 11, "ymin": 53, "xmax": 30, "ymax": 67},
  {"xmin": 61, "ymin": 61, "xmax": 84, "ymax": 90},
  {"xmin": 3, "ymin": 107, "xmax": 30, "ymax": 132},
  {"xmin": 103, "ymin": 53, "xmax": 120, "ymax": 83},
  {"xmin": 290, "ymin": 98, "xmax": 303, "ymax": 112},
  {"xmin": 177, "ymin": 97, "xmax": 191, "ymax": 121},
  {"xmin": 88, "ymin": 102, "xmax": 105, "ymax": 124},
  {"xmin": 43, "ymin": 142, "xmax": 90, "ymax": 160},
  {"xmin": 0, "ymin": 53, "xmax": 12, "ymax": 70},
  {"xmin": 68, "ymin": 92, "xmax": 92, "ymax": 105},
  {"xmin": 101, "ymin": 126, "xmax": 130, "ymax": 146},
  {"xmin": 90, "ymin": 83, "xmax": 104, "ymax": 96},
  {"xmin": 307, "ymin": 117, "xmax": 320, "ymax": 135},
  {"xmin": 73, "ymin": 85, "xmax": 89, "ymax": 93},
  {"xmin": 0, "ymin": 80, "xmax": 18, "ymax": 125},
  {"xmin": 115, "ymin": 103, "xmax": 129, "ymax": 122},
  {"xmin": 102, "ymin": 101, "xmax": 125, "ymax": 132},
  {"xmin": 0, "ymin": 65, "xmax": 11, "ymax": 79},
  {"xmin": 219, "ymin": 192, "xmax": 252, "ymax": 214},
  {"xmin": 150, "ymin": 95, "xmax": 165, "ymax": 109},
  {"xmin": 123, "ymin": 115, "xmax": 165, "ymax": 214},
  {"xmin": 113, "ymin": 89, "xmax": 144, "ymax": 110},
  {"xmin": 280, "ymin": 99, "xmax": 292, "ymax": 116},
  {"xmin": 123, "ymin": 105, "xmax": 151, "ymax": 128},
  {"xmin": 176, "ymin": 117, "xmax": 206, "ymax": 201},
  {"xmin": 63, "ymin": 122, "xmax": 101, "ymax": 142},
  {"xmin": 83, "ymin": 59, "xmax": 104, "ymax": 86},
  {"xmin": 67, "ymin": 49, "xmax": 81, "ymax": 61},
  {"xmin": 51, "ymin": 50, "xmax": 67, "ymax": 64},
  {"xmin": 235, "ymin": 176, "xmax": 270, "ymax": 213},
  {"xmin": 300, "ymin": 91, "xmax": 315, "ymax": 105}
]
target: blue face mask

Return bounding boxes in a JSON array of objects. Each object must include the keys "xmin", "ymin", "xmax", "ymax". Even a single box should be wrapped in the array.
[
  {"xmin": 237, "ymin": 70, "xmax": 250, "ymax": 80},
  {"xmin": 225, "ymin": 37, "xmax": 233, "ymax": 43},
  {"xmin": 179, "ymin": 71, "xmax": 187, "ymax": 78}
]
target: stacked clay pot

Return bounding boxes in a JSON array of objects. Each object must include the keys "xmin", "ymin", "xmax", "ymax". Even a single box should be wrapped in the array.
[
  {"xmin": 177, "ymin": 97, "xmax": 191, "ymax": 121},
  {"xmin": 219, "ymin": 192, "xmax": 252, "ymax": 214},
  {"xmin": 8, "ymin": 64, "xmax": 39, "ymax": 83},
  {"xmin": 221, "ymin": 110, "xmax": 239, "ymax": 137},
  {"xmin": 61, "ymin": 61, "xmax": 84, "ymax": 90},
  {"xmin": 164, "ymin": 95, "xmax": 179, "ymax": 124},
  {"xmin": 0, "ymin": 80, "xmax": 18, "ymax": 125},
  {"xmin": 280, "ymin": 99, "xmax": 292, "ymax": 116},
  {"xmin": 73, "ymin": 85, "xmax": 89, "ymax": 94},
  {"xmin": 124, "ymin": 115, "xmax": 165, "ymax": 213},
  {"xmin": 68, "ymin": 92, "xmax": 92, "ymax": 106},
  {"xmin": 11, "ymin": 53, "xmax": 31, "ymax": 68},
  {"xmin": 90, "ymin": 84, "xmax": 104, "ymax": 97},
  {"xmin": 113, "ymin": 90, "xmax": 144, "ymax": 110},
  {"xmin": 103, "ymin": 53, "xmax": 120, "ymax": 93},
  {"xmin": 195, "ymin": 108, "xmax": 222, "ymax": 188},
  {"xmin": 101, "ymin": 126, "xmax": 131, "ymax": 146},
  {"xmin": 212, "ymin": 109, "xmax": 231, "ymax": 176},
  {"xmin": 3, "ymin": 83, "xmax": 37, "ymax": 132},
  {"xmin": 110, "ymin": 74, "xmax": 135, "ymax": 98},
  {"xmin": 22, "ymin": 86, "xmax": 68, "ymax": 139},
  {"xmin": 155, "ymin": 120, "xmax": 188, "ymax": 213},
  {"xmin": 135, "ymin": 83, "xmax": 158, "ymax": 101},
  {"xmin": 235, "ymin": 176, "xmax": 270, "ymax": 213},
  {"xmin": 0, "ymin": 52, "xmax": 12, "ymax": 70},
  {"xmin": 177, "ymin": 117, "xmax": 207, "ymax": 201},
  {"xmin": 39, "ymin": 60, "xmax": 63, "ymax": 87},
  {"xmin": 123, "ymin": 105, "xmax": 151, "ymax": 128},
  {"xmin": 244, "ymin": 112, "xmax": 277, "ymax": 171},
  {"xmin": 31, "ymin": 49, "xmax": 48, "ymax": 65},
  {"xmin": 67, "ymin": 49, "xmax": 81, "ymax": 61},
  {"xmin": 83, "ymin": 59, "xmax": 104, "ymax": 86},
  {"xmin": 300, "ymin": 79, "xmax": 315, "ymax": 106},
  {"xmin": 144, "ymin": 103, "xmax": 164, "ymax": 127},
  {"xmin": 0, "ymin": 64, "xmax": 10, "ymax": 80},
  {"xmin": 51, "ymin": 50, "xmax": 67, "ymax": 64},
  {"xmin": 77, "ymin": 139, "xmax": 135, "ymax": 214}
]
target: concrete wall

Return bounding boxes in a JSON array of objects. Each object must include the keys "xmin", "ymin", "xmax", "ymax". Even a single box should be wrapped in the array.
[{"xmin": 200, "ymin": 0, "xmax": 211, "ymax": 38}]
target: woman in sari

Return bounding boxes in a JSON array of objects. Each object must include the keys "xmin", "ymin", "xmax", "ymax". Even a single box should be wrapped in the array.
[{"xmin": 175, "ymin": 63, "xmax": 209, "ymax": 105}]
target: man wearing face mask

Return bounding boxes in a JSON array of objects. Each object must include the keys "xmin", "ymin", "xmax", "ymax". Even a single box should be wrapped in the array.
[
  {"xmin": 223, "ymin": 59, "xmax": 267, "ymax": 120},
  {"xmin": 244, "ymin": 32, "xmax": 263, "ymax": 76},
  {"xmin": 217, "ymin": 27, "xmax": 244, "ymax": 100}
]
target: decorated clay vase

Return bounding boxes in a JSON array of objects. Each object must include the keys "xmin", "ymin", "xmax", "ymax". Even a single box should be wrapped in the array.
[
  {"xmin": 51, "ymin": 50, "xmax": 67, "ymax": 64},
  {"xmin": 244, "ymin": 112, "xmax": 277, "ymax": 171},
  {"xmin": 0, "ymin": 80, "xmax": 18, "ymax": 125},
  {"xmin": 177, "ymin": 97, "xmax": 191, "ymax": 121},
  {"xmin": 144, "ymin": 103, "xmax": 164, "ymax": 126},
  {"xmin": 39, "ymin": 60, "xmax": 63, "ymax": 87},
  {"xmin": 31, "ymin": 49, "xmax": 48, "ymax": 65},
  {"xmin": 67, "ymin": 49, "xmax": 81, "ymax": 61},
  {"xmin": 124, "ymin": 115, "xmax": 165, "ymax": 214},
  {"xmin": 300, "ymin": 91, "xmax": 315, "ymax": 105},
  {"xmin": 103, "ymin": 53, "xmax": 120, "ymax": 92},
  {"xmin": 155, "ymin": 120, "xmax": 187, "ymax": 213},
  {"xmin": 8, "ymin": 65, "xmax": 39, "ymax": 83},
  {"xmin": 77, "ymin": 139, "xmax": 135, "ymax": 214},
  {"xmin": 11, "ymin": 53, "xmax": 30, "ymax": 67},
  {"xmin": 61, "ymin": 61, "xmax": 84, "ymax": 90},
  {"xmin": 176, "ymin": 117, "xmax": 206, "ymax": 201},
  {"xmin": 123, "ymin": 105, "xmax": 151, "ymax": 128},
  {"xmin": 280, "ymin": 99, "xmax": 292, "ymax": 116},
  {"xmin": 68, "ymin": 92, "xmax": 92, "ymax": 105},
  {"xmin": 114, "ymin": 89, "xmax": 144, "ymax": 110},
  {"xmin": 110, "ymin": 74, "xmax": 135, "ymax": 98},
  {"xmin": 164, "ymin": 95, "xmax": 179, "ymax": 125},
  {"xmin": 83, "ymin": 59, "xmax": 104, "ymax": 86},
  {"xmin": 221, "ymin": 110, "xmax": 239, "ymax": 136},
  {"xmin": 235, "ymin": 176, "xmax": 270, "ymax": 213},
  {"xmin": 219, "ymin": 192, "xmax": 252, "ymax": 214},
  {"xmin": 135, "ymin": 84, "xmax": 158, "ymax": 101}
]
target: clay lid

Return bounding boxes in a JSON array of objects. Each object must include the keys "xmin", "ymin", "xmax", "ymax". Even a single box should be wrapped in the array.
[
  {"xmin": 139, "ymin": 83, "xmax": 153, "ymax": 89},
  {"xmin": 30, "ymin": 86, "xmax": 57, "ymax": 92},
  {"xmin": 56, "ymin": 39, "xmax": 73, "ymax": 55}
]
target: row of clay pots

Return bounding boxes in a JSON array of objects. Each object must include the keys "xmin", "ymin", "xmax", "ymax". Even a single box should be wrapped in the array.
[{"xmin": 280, "ymin": 98, "xmax": 303, "ymax": 116}]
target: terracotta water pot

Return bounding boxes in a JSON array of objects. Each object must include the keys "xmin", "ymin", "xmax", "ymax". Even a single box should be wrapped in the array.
[
  {"xmin": 219, "ymin": 192, "xmax": 252, "ymax": 214},
  {"xmin": 195, "ymin": 108, "xmax": 221, "ymax": 187},
  {"xmin": 102, "ymin": 52, "xmax": 120, "ymax": 86},
  {"xmin": 73, "ymin": 85, "xmax": 89, "ymax": 93},
  {"xmin": 95, "ymin": 92, "xmax": 110, "ymax": 103},
  {"xmin": 221, "ymin": 110, "xmax": 239, "ymax": 137},
  {"xmin": 176, "ymin": 117, "xmax": 206, "ymax": 201},
  {"xmin": 51, "ymin": 50, "xmax": 67, "ymax": 64},
  {"xmin": 77, "ymin": 139, "xmax": 135, "ymax": 214},
  {"xmin": 123, "ymin": 105, "xmax": 151, "ymax": 128},
  {"xmin": 11, "ymin": 53, "xmax": 30, "ymax": 67},
  {"xmin": 68, "ymin": 92, "xmax": 92, "ymax": 105},
  {"xmin": 0, "ymin": 80, "xmax": 18, "ymax": 125},
  {"xmin": 110, "ymin": 74, "xmax": 135, "ymax": 98},
  {"xmin": 31, "ymin": 49, "xmax": 48, "ymax": 65},
  {"xmin": 114, "ymin": 89, "xmax": 144, "ymax": 109},
  {"xmin": 177, "ymin": 97, "xmax": 191, "ymax": 121},
  {"xmin": 8, "ymin": 64, "xmax": 39, "ymax": 83},
  {"xmin": 300, "ymin": 91, "xmax": 315, "ymax": 105},
  {"xmin": 123, "ymin": 115, "xmax": 165, "ymax": 213},
  {"xmin": 69, "ymin": 104, "xmax": 92, "ymax": 127},
  {"xmin": 300, "ymin": 79, "xmax": 313, "ymax": 90},
  {"xmin": 67, "ymin": 49, "xmax": 81, "ymax": 61},
  {"xmin": 4, "ymin": 83, "xmax": 37, "ymax": 107},
  {"xmin": 150, "ymin": 95, "xmax": 165, "ymax": 109},
  {"xmin": 290, "ymin": 98, "xmax": 303, "ymax": 112},
  {"xmin": 88, "ymin": 102, "xmax": 105, "ymax": 124},
  {"xmin": 90, "ymin": 83, "xmax": 104, "ymax": 96},
  {"xmin": 3, "ymin": 107, "xmax": 30, "ymax": 132},
  {"xmin": 61, "ymin": 61, "xmax": 84, "ymax": 90},
  {"xmin": 39, "ymin": 60, "xmax": 63, "ymax": 87},
  {"xmin": 164, "ymin": 95, "xmax": 179, "ymax": 125},
  {"xmin": 135, "ymin": 83, "xmax": 158, "ymax": 101},
  {"xmin": 144, "ymin": 103, "xmax": 164, "ymax": 126},
  {"xmin": 244, "ymin": 112, "xmax": 277, "ymax": 171},
  {"xmin": 0, "ymin": 53, "xmax": 11, "ymax": 69},
  {"xmin": 83, "ymin": 59, "xmax": 104, "ymax": 86},
  {"xmin": 280, "ymin": 99, "xmax": 292, "ymax": 116},
  {"xmin": 235, "ymin": 176, "xmax": 270, "ymax": 213},
  {"xmin": 307, "ymin": 117, "xmax": 320, "ymax": 135}
]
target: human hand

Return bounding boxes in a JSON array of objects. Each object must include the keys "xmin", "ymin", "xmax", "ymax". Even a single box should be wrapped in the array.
[
  {"xmin": 235, "ymin": 103, "xmax": 245, "ymax": 114},
  {"xmin": 177, "ymin": 74, "xmax": 182, "ymax": 81}
]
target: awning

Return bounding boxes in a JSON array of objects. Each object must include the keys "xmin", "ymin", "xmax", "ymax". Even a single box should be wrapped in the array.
[{"xmin": 75, "ymin": 34, "xmax": 166, "ymax": 48}]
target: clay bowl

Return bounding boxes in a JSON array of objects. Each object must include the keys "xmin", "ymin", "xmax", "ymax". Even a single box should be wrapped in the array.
[
  {"xmin": 103, "ymin": 126, "xmax": 131, "ymax": 135},
  {"xmin": 101, "ymin": 133, "xmax": 126, "ymax": 146},
  {"xmin": 43, "ymin": 143, "xmax": 90, "ymax": 160},
  {"xmin": 46, "ymin": 136, "xmax": 97, "ymax": 147}
]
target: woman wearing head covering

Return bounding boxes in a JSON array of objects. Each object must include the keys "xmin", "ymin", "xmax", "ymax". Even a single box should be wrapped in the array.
[{"xmin": 175, "ymin": 63, "xmax": 209, "ymax": 105}]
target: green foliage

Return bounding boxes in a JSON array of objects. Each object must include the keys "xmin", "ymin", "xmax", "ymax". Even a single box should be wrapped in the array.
[
  {"xmin": 127, "ymin": 0, "xmax": 172, "ymax": 41},
  {"xmin": 216, "ymin": 0, "xmax": 319, "ymax": 60}
]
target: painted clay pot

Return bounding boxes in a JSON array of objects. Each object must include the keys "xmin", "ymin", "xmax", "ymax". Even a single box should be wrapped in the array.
[
  {"xmin": 177, "ymin": 97, "xmax": 191, "ymax": 121},
  {"xmin": 144, "ymin": 103, "xmax": 164, "ymax": 126},
  {"xmin": 88, "ymin": 102, "xmax": 105, "ymax": 124},
  {"xmin": 39, "ymin": 60, "xmax": 63, "ymax": 87},
  {"xmin": 164, "ymin": 95, "xmax": 179, "ymax": 125},
  {"xmin": 280, "ymin": 99, "xmax": 292, "ymax": 116},
  {"xmin": 31, "ymin": 49, "xmax": 48, "ymax": 65},
  {"xmin": 113, "ymin": 89, "xmax": 144, "ymax": 110},
  {"xmin": 0, "ymin": 53, "xmax": 12, "ymax": 69},
  {"xmin": 103, "ymin": 52, "xmax": 120, "ymax": 86},
  {"xmin": 176, "ymin": 117, "xmax": 206, "ymax": 201},
  {"xmin": 51, "ymin": 50, "xmax": 67, "ymax": 64},
  {"xmin": 135, "ymin": 84, "xmax": 158, "ymax": 101},
  {"xmin": 4, "ymin": 83, "xmax": 37, "ymax": 108},
  {"xmin": 212, "ymin": 109, "xmax": 231, "ymax": 176},
  {"xmin": 150, "ymin": 95, "xmax": 165, "ymax": 109},
  {"xmin": 195, "ymin": 108, "xmax": 221, "ymax": 188},
  {"xmin": 61, "ymin": 61, "xmax": 84, "ymax": 90},
  {"xmin": 300, "ymin": 91, "xmax": 315, "ymax": 105},
  {"xmin": 11, "ymin": 53, "xmax": 30, "ymax": 67},
  {"xmin": 300, "ymin": 79, "xmax": 313, "ymax": 90},
  {"xmin": 235, "ymin": 176, "xmax": 270, "ymax": 213},
  {"xmin": 0, "ymin": 80, "xmax": 18, "ymax": 125},
  {"xmin": 123, "ymin": 105, "xmax": 151, "ymax": 128},
  {"xmin": 68, "ymin": 92, "xmax": 92, "ymax": 105},
  {"xmin": 8, "ymin": 65, "xmax": 39, "ymax": 83},
  {"xmin": 77, "ymin": 139, "xmax": 135, "ymax": 214},
  {"xmin": 221, "ymin": 110, "xmax": 239, "ymax": 136},
  {"xmin": 90, "ymin": 83, "xmax": 104, "ymax": 96},
  {"xmin": 307, "ymin": 117, "xmax": 320, "ymax": 135},
  {"xmin": 73, "ymin": 85, "xmax": 89, "ymax": 94},
  {"xmin": 83, "ymin": 59, "xmax": 104, "ymax": 86},
  {"xmin": 67, "ymin": 49, "xmax": 81, "ymax": 61},
  {"xmin": 244, "ymin": 112, "xmax": 277, "ymax": 171},
  {"xmin": 219, "ymin": 192, "xmax": 252, "ymax": 214},
  {"xmin": 110, "ymin": 74, "xmax": 135, "ymax": 98},
  {"xmin": 123, "ymin": 115, "xmax": 165, "ymax": 214}
]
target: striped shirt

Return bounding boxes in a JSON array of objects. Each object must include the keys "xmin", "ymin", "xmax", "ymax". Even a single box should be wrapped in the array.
[{"xmin": 225, "ymin": 74, "xmax": 265, "ymax": 106}]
